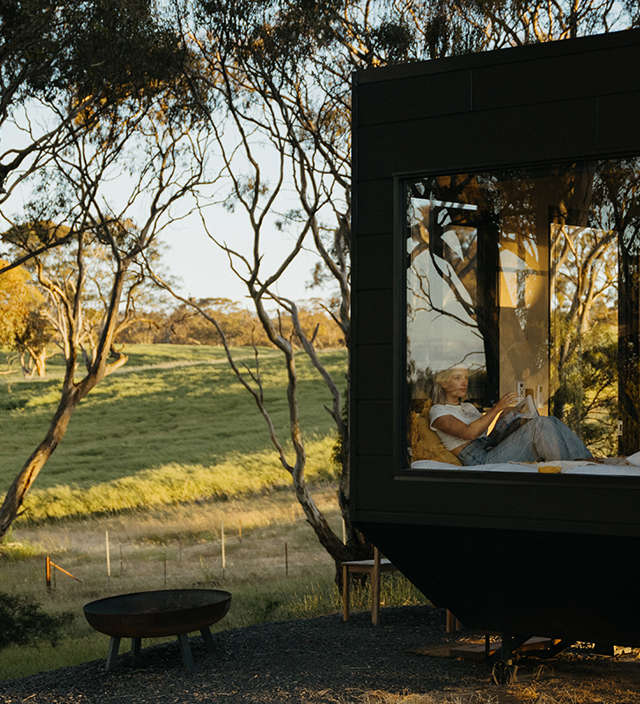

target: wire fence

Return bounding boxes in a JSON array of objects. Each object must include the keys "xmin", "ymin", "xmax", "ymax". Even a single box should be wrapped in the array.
[{"xmin": 42, "ymin": 522, "xmax": 294, "ymax": 591}]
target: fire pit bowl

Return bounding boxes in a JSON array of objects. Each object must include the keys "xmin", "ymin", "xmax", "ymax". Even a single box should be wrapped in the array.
[
  {"xmin": 83, "ymin": 589, "xmax": 231, "ymax": 672},
  {"xmin": 84, "ymin": 588, "xmax": 231, "ymax": 638}
]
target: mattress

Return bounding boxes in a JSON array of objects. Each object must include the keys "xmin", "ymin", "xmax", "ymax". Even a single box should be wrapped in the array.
[{"xmin": 410, "ymin": 458, "xmax": 640, "ymax": 476}]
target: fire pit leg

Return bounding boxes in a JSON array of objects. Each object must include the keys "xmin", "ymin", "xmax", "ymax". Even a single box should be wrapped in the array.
[
  {"xmin": 131, "ymin": 637, "xmax": 141, "ymax": 663},
  {"xmin": 200, "ymin": 626, "xmax": 215, "ymax": 652},
  {"xmin": 105, "ymin": 636, "xmax": 121, "ymax": 672},
  {"xmin": 177, "ymin": 633, "xmax": 194, "ymax": 673}
]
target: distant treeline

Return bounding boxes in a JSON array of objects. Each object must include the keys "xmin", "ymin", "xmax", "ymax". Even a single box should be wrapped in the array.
[{"xmin": 118, "ymin": 299, "xmax": 345, "ymax": 349}]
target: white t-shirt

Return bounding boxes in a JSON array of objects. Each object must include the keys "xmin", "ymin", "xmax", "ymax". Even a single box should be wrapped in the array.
[{"xmin": 429, "ymin": 402, "xmax": 482, "ymax": 451}]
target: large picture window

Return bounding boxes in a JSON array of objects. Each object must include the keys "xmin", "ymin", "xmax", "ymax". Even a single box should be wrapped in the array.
[{"xmin": 406, "ymin": 158, "xmax": 640, "ymax": 465}]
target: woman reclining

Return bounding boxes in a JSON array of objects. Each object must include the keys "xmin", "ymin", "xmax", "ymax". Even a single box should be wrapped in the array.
[{"xmin": 429, "ymin": 368, "xmax": 593, "ymax": 466}]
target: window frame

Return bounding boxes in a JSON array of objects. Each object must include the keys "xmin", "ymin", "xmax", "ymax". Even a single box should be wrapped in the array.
[{"xmin": 394, "ymin": 154, "xmax": 640, "ymax": 475}]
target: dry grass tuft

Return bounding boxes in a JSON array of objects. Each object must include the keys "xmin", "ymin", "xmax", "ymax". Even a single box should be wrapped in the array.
[
  {"xmin": 358, "ymin": 689, "xmax": 504, "ymax": 703},
  {"xmin": 355, "ymin": 653, "xmax": 640, "ymax": 704}
]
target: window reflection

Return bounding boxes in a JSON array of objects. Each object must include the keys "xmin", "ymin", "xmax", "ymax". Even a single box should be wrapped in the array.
[{"xmin": 406, "ymin": 159, "xmax": 640, "ymax": 464}]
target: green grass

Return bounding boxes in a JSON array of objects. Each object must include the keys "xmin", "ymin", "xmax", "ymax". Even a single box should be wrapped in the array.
[
  {"xmin": 0, "ymin": 343, "xmax": 378, "ymax": 681},
  {"xmin": 0, "ymin": 344, "xmax": 346, "ymax": 523},
  {"xmin": 22, "ymin": 436, "xmax": 338, "ymax": 522}
]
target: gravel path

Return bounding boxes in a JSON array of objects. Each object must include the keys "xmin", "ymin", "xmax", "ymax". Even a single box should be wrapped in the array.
[
  {"xmin": 2, "ymin": 606, "xmax": 640, "ymax": 704},
  {"xmin": 0, "ymin": 606, "xmax": 483, "ymax": 703}
]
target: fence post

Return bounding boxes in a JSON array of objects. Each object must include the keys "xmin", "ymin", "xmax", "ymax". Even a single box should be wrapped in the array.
[
  {"xmin": 221, "ymin": 521, "xmax": 226, "ymax": 579},
  {"xmin": 45, "ymin": 555, "xmax": 51, "ymax": 590},
  {"xmin": 105, "ymin": 530, "xmax": 111, "ymax": 579}
]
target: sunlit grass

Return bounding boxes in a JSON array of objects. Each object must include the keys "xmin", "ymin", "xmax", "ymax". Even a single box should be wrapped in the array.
[
  {"xmin": 0, "ymin": 344, "xmax": 346, "ymax": 520},
  {"xmin": 21, "ymin": 435, "xmax": 338, "ymax": 523},
  {"xmin": 0, "ymin": 540, "xmax": 42, "ymax": 561}
]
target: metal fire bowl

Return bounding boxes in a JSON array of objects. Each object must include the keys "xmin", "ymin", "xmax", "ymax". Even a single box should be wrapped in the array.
[{"xmin": 83, "ymin": 589, "xmax": 232, "ymax": 639}]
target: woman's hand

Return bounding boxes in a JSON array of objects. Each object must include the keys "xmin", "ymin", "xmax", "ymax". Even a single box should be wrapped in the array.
[{"xmin": 494, "ymin": 392, "xmax": 520, "ymax": 412}]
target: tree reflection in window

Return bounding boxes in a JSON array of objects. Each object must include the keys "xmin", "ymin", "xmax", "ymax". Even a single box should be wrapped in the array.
[{"xmin": 406, "ymin": 158, "xmax": 640, "ymax": 461}]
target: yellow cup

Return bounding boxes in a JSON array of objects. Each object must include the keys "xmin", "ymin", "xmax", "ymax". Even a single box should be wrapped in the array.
[{"xmin": 538, "ymin": 464, "xmax": 562, "ymax": 474}]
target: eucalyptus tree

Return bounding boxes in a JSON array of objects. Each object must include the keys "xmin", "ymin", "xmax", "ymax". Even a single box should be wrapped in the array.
[
  {"xmin": 0, "ymin": 95, "xmax": 210, "ymax": 539},
  {"xmin": 163, "ymin": 0, "xmax": 637, "ymax": 577},
  {"xmin": 0, "ymin": 0, "xmax": 211, "ymax": 537},
  {"xmin": 165, "ymin": 0, "xmax": 473, "ymax": 573},
  {"xmin": 0, "ymin": 260, "xmax": 43, "ymax": 351},
  {"xmin": 0, "ymin": 0, "xmax": 190, "ymax": 235},
  {"xmin": 0, "ymin": 260, "xmax": 53, "ymax": 376}
]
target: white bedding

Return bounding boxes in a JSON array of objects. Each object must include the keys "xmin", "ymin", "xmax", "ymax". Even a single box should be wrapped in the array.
[{"xmin": 409, "ymin": 459, "xmax": 640, "ymax": 476}]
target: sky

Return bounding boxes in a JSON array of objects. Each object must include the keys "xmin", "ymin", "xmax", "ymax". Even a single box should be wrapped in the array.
[
  {"xmin": 158, "ymin": 195, "xmax": 330, "ymax": 307},
  {"xmin": 1, "ymin": 106, "xmax": 335, "ymax": 311}
]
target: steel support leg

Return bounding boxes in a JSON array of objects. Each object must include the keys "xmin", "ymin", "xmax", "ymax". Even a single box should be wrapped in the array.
[
  {"xmin": 105, "ymin": 636, "xmax": 121, "ymax": 672},
  {"xmin": 177, "ymin": 633, "xmax": 194, "ymax": 673},
  {"xmin": 131, "ymin": 637, "xmax": 141, "ymax": 663},
  {"xmin": 200, "ymin": 626, "xmax": 215, "ymax": 652}
]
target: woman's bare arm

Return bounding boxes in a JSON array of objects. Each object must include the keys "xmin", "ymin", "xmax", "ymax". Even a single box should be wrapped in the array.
[{"xmin": 432, "ymin": 392, "xmax": 520, "ymax": 441}]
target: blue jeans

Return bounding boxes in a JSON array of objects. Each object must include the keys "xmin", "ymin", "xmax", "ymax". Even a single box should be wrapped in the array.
[{"xmin": 457, "ymin": 416, "xmax": 593, "ymax": 466}]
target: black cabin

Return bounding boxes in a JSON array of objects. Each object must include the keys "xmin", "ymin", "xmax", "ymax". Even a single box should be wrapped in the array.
[{"xmin": 350, "ymin": 28, "xmax": 640, "ymax": 644}]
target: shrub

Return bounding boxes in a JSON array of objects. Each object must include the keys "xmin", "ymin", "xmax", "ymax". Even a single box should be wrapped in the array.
[
  {"xmin": 0, "ymin": 541, "xmax": 41, "ymax": 561},
  {"xmin": 0, "ymin": 592, "xmax": 72, "ymax": 651}
]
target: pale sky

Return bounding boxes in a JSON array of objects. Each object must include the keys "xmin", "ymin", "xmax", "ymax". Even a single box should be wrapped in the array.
[
  {"xmin": 159, "ymin": 206, "xmax": 331, "ymax": 306},
  {"xmin": 1, "ymin": 106, "xmax": 335, "ymax": 310}
]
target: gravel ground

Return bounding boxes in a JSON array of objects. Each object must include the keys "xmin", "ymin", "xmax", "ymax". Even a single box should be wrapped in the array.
[{"xmin": 2, "ymin": 606, "xmax": 640, "ymax": 704}]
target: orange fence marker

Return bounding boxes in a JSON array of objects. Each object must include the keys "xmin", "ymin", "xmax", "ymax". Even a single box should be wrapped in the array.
[{"xmin": 45, "ymin": 555, "xmax": 82, "ymax": 588}]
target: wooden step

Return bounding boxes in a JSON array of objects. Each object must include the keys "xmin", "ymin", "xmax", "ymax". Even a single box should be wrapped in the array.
[
  {"xmin": 450, "ymin": 636, "xmax": 559, "ymax": 661},
  {"xmin": 411, "ymin": 637, "xmax": 560, "ymax": 661}
]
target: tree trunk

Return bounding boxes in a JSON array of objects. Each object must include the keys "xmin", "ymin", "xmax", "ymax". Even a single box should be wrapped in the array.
[
  {"xmin": 19, "ymin": 351, "xmax": 34, "ymax": 378},
  {"xmin": 0, "ymin": 387, "xmax": 78, "ymax": 538},
  {"xmin": 26, "ymin": 345, "xmax": 47, "ymax": 378},
  {"xmin": 293, "ymin": 477, "xmax": 370, "ymax": 587},
  {"xmin": 0, "ymin": 258, "xmax": 128, "ymax": 539},
  {"xmin": 34, "ymin": 350, "xmax": 47, "ymax": 377}
]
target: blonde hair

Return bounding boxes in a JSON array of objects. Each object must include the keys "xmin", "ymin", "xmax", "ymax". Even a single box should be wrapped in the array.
[{"xmin": 431, "ymin": 367, "xmax": 468, "ymax": 405}]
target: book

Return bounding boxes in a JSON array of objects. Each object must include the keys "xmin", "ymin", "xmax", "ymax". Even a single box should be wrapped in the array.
[{"xmin": 485, "ymin": 394, "xmax": 539, "ymax": 448}]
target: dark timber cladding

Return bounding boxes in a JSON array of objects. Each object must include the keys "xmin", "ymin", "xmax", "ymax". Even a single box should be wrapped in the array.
[{"xmin": 351, "ymin": 29, "xmax": 640, "ymax": 643}]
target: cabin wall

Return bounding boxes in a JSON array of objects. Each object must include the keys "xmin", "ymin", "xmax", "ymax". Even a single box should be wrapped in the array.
[{"xmin": 351, "ymin": 29, "xmax": 640, "ymax": 536}]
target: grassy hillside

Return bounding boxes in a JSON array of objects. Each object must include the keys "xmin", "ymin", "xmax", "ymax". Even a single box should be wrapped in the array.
[
  {"xmin": 0, "ymin": 344, "xmax": 347, "ymax": 523},
  {"xmin": 0, "ymin": 344, "xmax": 430, "ymax": 682}
]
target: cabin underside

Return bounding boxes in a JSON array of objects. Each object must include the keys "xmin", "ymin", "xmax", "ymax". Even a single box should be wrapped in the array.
[{"xmin": 359, "ymin": 521, "xmax": 640, "ymax": 646}]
